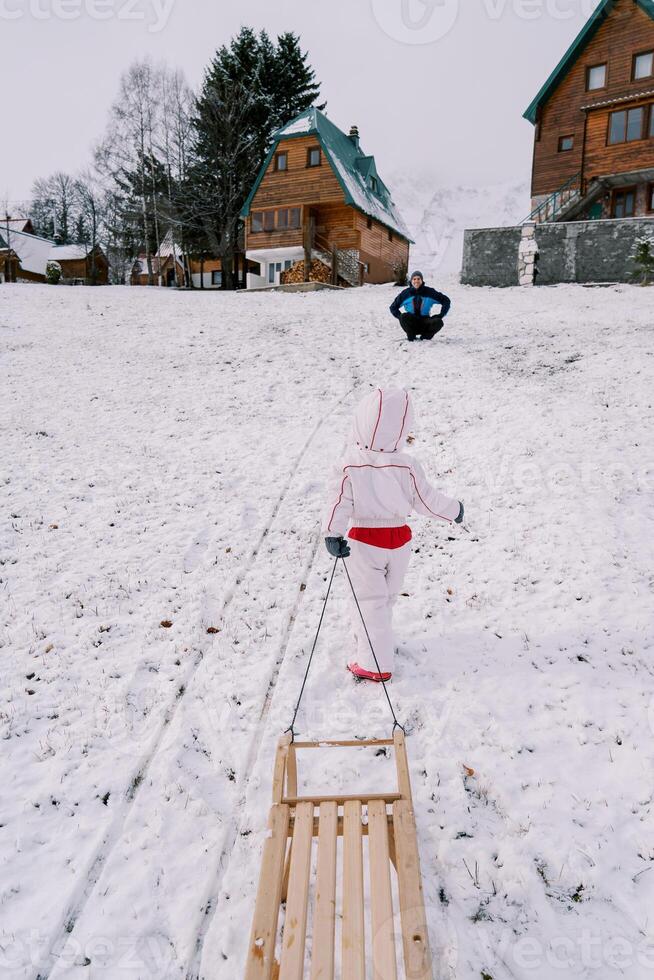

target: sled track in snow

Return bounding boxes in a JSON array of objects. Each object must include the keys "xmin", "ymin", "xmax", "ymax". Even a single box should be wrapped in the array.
[{"xmin": 34, "ymin": 386, "xmax": 360, "ymax": 980}]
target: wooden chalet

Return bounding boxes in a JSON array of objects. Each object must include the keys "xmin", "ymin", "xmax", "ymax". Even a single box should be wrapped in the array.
[
  {"xmin": 240, "ymin": 108, "xmax": 412, "ymax": 287},
  {"xmin": 524, "ymin": 0, "xmax": 654, "ymax": 222},
  {"xmin": 0, "ymin": 223, "xmax": 109, "ymax": 284},
  {"xmin": 130, "ymin": 229, "xmax": 254, "ymax": 289}
]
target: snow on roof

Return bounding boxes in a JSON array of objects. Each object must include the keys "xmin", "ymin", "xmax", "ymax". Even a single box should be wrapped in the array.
[
  {"xmin": 242, "ymin": 108, "xmax": 413, "ymax": 241},
  {"xmin": 279, "ymin": 114, "xmax": 314, "ymax": 136},
  {"xmin": 4, "ymin": 218, "xmax": 33, "ymax": 234},
  {"xmin": 7, "ymin": 229, "xmax": 54, "ymax": 277},
  {"xmin": 50, "ymin": 244, "xmax": 89, "ymax": 261}
]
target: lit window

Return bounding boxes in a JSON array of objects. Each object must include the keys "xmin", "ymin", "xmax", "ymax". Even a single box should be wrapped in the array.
[
  {"xmin": 633, "ymin": 51, "xmax": 654, "ymax": 80},
  {"xmin": 558, "ymin": 135, "xmax": 574, "ymax": 152},
  {"xmin": 586, "ymin": 63, "xmax": 607, "ymax": 90},
  {"xmin": 307, "ymin": 147, "xmax": 321, "ymax": 167}
]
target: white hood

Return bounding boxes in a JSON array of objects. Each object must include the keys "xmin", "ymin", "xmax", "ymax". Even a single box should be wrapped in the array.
[{"xmin": 352, "ymin": 388, "xmax": 414, "ymax": 454}]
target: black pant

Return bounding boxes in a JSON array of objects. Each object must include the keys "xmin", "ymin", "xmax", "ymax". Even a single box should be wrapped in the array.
[{"xmin": 399, "ymin": 312, "xmax": 444, "ymax": 341}]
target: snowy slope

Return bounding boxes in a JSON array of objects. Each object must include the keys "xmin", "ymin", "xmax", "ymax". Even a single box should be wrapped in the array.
[
  {"xmin": 1, "ymin": 281, "xmax": 653, "ymax": 980},
  {"xmin": 391, "ymin": 175, "xmax": 530, "ymax": 278}
]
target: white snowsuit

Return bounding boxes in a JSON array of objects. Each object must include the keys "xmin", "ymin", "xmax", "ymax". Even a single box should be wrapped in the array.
[{"xmin": 323, "ymin": 388, "xmax": 460, "ymax": 674}]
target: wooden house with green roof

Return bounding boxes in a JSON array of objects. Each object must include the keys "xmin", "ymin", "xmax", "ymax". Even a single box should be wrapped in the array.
[
  {"xmin": 240, "ymin": 108, "xmax": 412, "ymax": 287},
  {"xmin": 524, "ymin": 0, "xmax": 654, "ymax": 222}
]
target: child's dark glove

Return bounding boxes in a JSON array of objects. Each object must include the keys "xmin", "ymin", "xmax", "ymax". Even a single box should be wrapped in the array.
[
  {"xmin": 454, "ymin": 502, "xmax": 464, "ymax": 524},
  {"xmin": 325, "ymin": 536, "xmax": 351, "ymax": 558}
]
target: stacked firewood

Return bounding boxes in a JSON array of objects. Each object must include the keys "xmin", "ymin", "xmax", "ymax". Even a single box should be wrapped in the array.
[{"xmin": 280, "ymin": 258, "xmax": 332, "ymax": 285}]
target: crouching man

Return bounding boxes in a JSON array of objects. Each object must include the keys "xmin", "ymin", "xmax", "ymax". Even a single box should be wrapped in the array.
[{"xmin": 390, "ymin": 271, "xmax": 451, "ymax": 341}]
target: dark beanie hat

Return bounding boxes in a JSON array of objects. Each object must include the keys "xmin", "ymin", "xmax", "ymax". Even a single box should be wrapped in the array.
[{"xmin": 410, "ymin": 270, "xmax": 424, "ymax": 281}]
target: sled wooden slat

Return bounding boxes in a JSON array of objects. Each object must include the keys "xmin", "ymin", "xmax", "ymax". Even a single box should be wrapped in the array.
[
  {"xmin": 368, "ymin": 799, "xmax": 398, "ymax": 980},
  {"xmin": 244, "ymin": 735, "xmax": 433, "ymax": 979},
  {"xmin": 309, "ymin": 802, "xmax": 338, "ymax": 980},
  {"xmin": 282, "ymin": 792, "xmax": 401, "ymax": 806},
  {"xmin": 245, "ymin": 803, "xmax": 290, "ymax": 980},
  {"xmin": 279, "ymin": 801, "xmax": 313, "ymax": 979},
  {"xmin": 393, "ymin": 799, "xmax": 433, "ymax": 979},
  {"xmin": 342, "ymin": 800, "xmax": 365, "ymax": 980},
  {"xmin": 292, "ymin": 738, "xmax": 394, "ymax": 748}
]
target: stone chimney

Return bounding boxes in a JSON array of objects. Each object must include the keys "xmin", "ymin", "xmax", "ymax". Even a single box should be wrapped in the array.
[{"xmin": 349, "ymin": 125, "xmax": 360, "ymax": 151}]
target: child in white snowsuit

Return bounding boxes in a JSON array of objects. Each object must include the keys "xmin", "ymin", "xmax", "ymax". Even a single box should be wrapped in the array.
[{"xmin": 323, "ymin": 387, "xmax": 463, "ymax": 681}]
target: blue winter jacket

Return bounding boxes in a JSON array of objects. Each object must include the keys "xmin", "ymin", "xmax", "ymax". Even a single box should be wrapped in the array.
[{"xmin": 390, "ymin": 283, "xmax": 451, "ymax": 320}]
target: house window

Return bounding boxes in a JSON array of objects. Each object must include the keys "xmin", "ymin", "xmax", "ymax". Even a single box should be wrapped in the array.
[
  {"xmin": 263, "ymin": 210, "xmax": 275, "ymax": 231},
  {"xmin": 586, "ymin": 63, "xmax": 607, "ymax": 90},
  {"xmin": 367, "ymin": 217, "xmax": 373, "ymax": 229},
  {"xmin": 289, "ymin": 207, "xmax": 301, "ymax": 229},
  {"xmin": 648, "ymin": 183, "xmax": 654, "ymax": 212},
  {"xmin": 284, "ymin": 260, "xmax": 293, "ymax": 270},
  {"xmin": 612, "ymin": 187, "xmax": 636, "ymax": 218},
  {"xmin": 307, "ymin": 146, "xmax": 321, "ymax": 167},
  {"xmin": 558, "ymin": 134, "xmax": 574, "ymax": 152},
  {"xmin": 608, "ymin": 106, "xmax": 644, "ymax": 144},
  {"xmin": 251, "ymin": 213, "xmax": 263, "ymax": 233},
  {"xmin": 633, "ymin": 51, "xmax": 654, "ymax": 81},
  {"xmin": 370, "ymin": 176, "xmax": 378, "ymax": 193},
  {"xmin": 650, "ymin": 105, "xmax": 654, "ymax": 137},
  {"xmin": 277, "ymin": 209, "xmax": 289, "ymax": 229},
  {"xmin": 388, "ymin": 229, "xmax": 393, "ymax": 242},
  {"xmin": 274, "ymin": 151, "xmax": 288, "ymax": 172},
  {"xmin": 211, "ymin": 270, "xmax": 222, "ymax": 286}
]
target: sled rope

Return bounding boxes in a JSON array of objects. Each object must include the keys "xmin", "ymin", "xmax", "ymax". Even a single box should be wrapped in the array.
[{"xmin": 285, "ymin": 556, "xmax": 405, "ymax": 741}]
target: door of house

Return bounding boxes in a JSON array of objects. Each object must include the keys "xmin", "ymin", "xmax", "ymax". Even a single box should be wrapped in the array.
[
  {"xmin": 611, "ymin": 187, "xmax": 637, "ymax": 218},
  {"xmin": 267, "ymin": 260, "xmax": 293, "ymax": 285}
]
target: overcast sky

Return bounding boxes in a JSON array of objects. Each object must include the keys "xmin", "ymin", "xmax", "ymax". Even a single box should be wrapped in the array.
[{"xmin": 2, "ymin": 0, "xmax": 601, "ymax": 207}]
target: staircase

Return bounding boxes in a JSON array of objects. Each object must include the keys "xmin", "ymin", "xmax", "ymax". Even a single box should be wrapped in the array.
[
  {"xmin": 313, "ymin": 233, "xmax": 365, "ymax": 287},
  {"xmin": 522, "ymin": 172, "xmax": 583, "ymax": 224}
]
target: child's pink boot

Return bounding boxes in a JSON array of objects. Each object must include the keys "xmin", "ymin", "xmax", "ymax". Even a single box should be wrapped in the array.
[{"xmin": 347, "ymin": 662, "xmax": 392, "ymax": 683}]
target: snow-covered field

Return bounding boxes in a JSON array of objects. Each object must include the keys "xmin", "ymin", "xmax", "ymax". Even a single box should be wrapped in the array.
[{"xmin": 1, "ymin": 281, "xmax": 653, "ymax": 980}]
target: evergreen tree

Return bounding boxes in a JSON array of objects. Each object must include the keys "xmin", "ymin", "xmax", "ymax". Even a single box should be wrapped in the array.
[
  {"xmin": 191, "ymin": 28, "xmax": 323, "ymax": 289},
  {"xmin": 631, "ymin": 234, "xmax": 654, "ymax": 285},
  {"xmin": 270, "ymin": 33, "xmax": 324, "ymax": 128}
]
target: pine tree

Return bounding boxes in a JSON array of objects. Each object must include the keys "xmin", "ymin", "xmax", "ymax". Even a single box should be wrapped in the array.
[
  {"xmin": 270, "ymin": 33, "xmax": 324, "ymax": 128},
  {"xmin": 631, "ymin": 234, "xmax": 654, "ymax": 285},
  {"xmin": 191, "ymin": 28, "xmax": 323, "ymax": 289}
]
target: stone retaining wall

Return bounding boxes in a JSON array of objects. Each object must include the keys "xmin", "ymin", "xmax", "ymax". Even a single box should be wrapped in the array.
[{"xmin": 461, "ymin": 217, "xmax": 654, "ymax": 286}]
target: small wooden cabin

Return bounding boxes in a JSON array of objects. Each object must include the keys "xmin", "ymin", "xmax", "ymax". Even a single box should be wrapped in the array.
[
  {"xmin": 524, "ymin": 0, "xmax": 654, "ymax": 222},
  {"xmin": 0, "ymin": 225, "xmax": 109, "ymax": 284},
  {"xmin": 130, "ymin": 229, "xmax": 245, "ymax": 288},
  {"xmin": 240, "ymin": 108, "xmax": 412, "ymax": 287},
  {"xmin": 49, "ymin": 244, "xmax": 109, "ymax": 284}
]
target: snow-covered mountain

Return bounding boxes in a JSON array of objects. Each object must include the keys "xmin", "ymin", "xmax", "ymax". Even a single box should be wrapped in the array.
[{"xmin": 391, "ymin": 174, "xmax": 531, "ymax": 277}]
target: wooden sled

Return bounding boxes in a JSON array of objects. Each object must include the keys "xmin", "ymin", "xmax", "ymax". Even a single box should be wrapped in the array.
[{"xmin": 244, "ymin": 731, "xmax": 432, "ymax": 979}]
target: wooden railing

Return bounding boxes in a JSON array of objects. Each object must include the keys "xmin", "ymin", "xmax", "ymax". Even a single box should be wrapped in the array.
[{"xmin": 522, "ymin": 172, "xmax": 583, "ymax": 225}]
